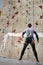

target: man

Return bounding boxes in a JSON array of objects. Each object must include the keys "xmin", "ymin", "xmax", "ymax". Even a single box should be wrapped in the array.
[{"xmin": 19, "ymin": 23, "xmax": 39, "ymax": 62}]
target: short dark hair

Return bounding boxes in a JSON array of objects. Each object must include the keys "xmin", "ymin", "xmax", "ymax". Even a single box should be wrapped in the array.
[{"xmin": 28, "ymin": 23, "xmax": 32, "ymax": 28}]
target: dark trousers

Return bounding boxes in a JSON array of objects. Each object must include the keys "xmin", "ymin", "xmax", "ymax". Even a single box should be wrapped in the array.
[{"xmin": 19, "ymin": 37, "xmax": 39, "ymax": 62}]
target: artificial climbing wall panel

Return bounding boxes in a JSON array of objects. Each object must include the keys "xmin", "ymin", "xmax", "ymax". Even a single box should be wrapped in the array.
[{"xmin": 0, "ymin": 0, "xmax": 43, "ymax": 62}]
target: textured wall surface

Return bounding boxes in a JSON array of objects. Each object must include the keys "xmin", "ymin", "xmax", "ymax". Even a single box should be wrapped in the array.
[{"xmin": 0, "ymin": 0, "xmax": 43, "ymax": 62}]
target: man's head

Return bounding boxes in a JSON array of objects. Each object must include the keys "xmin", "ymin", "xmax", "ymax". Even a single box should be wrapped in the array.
[{"xmin": 28, "ymin": 23, "xmax": 32, "ymax": 28}]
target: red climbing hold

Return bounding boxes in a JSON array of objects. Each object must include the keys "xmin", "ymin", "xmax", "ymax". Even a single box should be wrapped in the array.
[
  {"xmin": 12, "ymin": 29, "xmax": 16, "ymax": 32},
  {"xmin": 40, "ymin": 15, "xmax": 43, "ymax": 19},
  {"xmin": 39, "ymin": 5, "xmax": 42, "ymax": 9},
  {"xmin": 19, "ymin": 37, "xmax": 22, "ymax": 41},
  {"xmin": 15, "ymin": 12, "xmax": 18, "ymax": 15},
  {"xmin": 17, "ymin": 40, "xmax": 21, "ymax": 43},
  {"xmin": 35, "ymin": 21, "xmax": 38, "ymax": 27},
  {"xmin": 18, "ymin": 0, "xmax": 20, "ymax": 3},
  {"xmin": 17, "ymin": 37, "xmax": 22, "ymax": 43},
  {"xmin": 13, "ymin": 6, "xmax": 16, "ymax": 9},
  {"xmin": 35, "ymin": 21, "xmax": 38, "ymax": 25},
  {"xmin": 12, "ymin": 15, "xmax": 15, "ymax": 19},
  {"xmin": 0, "ymin": 11, "xmax": 1, "ymax": 16},
  {"xmin": 7, "ymin": 21, "xmax": 9, "ymax": 26},
  {"xmin": 29, "ymin": 1, "xmax": 31, "ymax": 5}
]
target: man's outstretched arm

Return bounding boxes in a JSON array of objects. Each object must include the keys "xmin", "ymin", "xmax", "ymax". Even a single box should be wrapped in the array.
[
  {"xmin": 22, "ymin": 31, "xmax": 26, "ymax": 38},
  {"xmin": 34, "ymin": 31, "xmax": 39, "ymax": 43}
]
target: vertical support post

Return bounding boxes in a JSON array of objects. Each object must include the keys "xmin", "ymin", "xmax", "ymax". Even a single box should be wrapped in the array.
[{"xmin": 33, "ymin": 0, "xmax": 34, "ymax": 28}]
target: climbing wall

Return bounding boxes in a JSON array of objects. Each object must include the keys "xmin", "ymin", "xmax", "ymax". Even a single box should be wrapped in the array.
[{"xmin": 0, "ymin": 0, "xmax": 43, "ymax": 62}]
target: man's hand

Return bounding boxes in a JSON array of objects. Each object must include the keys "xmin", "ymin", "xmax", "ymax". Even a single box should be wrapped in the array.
[
  {"xmin": 37, "ymin": 39, "xmax": 39, "ymax": 44},
  {"xmin": 22, "ymin": 31, "xmax": 26, "ymax": 38},
  {"xmin": 22, "ymin": 34, "xmax": 24, "ymax": 38}
]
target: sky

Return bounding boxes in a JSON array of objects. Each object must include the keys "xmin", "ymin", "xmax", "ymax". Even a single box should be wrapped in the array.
[{"xmin": 0, "ymin": 0, "xmax": 4, "ymax": 10}]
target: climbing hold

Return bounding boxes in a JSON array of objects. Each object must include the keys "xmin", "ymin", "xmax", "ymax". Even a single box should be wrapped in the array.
[
  {"xmin": 19, "ymin": 37, "xmax": 22, "ymax": 41},
  {"xmin": 7, "ymin": 21, "xmax": 9, "ymax": 26},
  {"xmin": 26, "ymin": 10, "xmax": 28, "ymax": 13},
  {"xmin": 0, "ymin": 29, "xmax": 1, "ymax": 31},
  {"xmin": 28, "ymin": 7, "xmax": 30, "ymax": 9},
  {"xmin": 35, "ymin": 21, "xmax": 39, "ymax": 27},
  {"xmin": 28, "ymin": 13, "xmax": 30, "ymax": 15},
  {"xmin": 40, "ymin": 15, "xmax": 43, "ymax": 19},
  {"xmin": 26, "ymin": 22, "xmax": 27, "ymax": 24},
  {"xmin": 7, "ymin": 16, "xmax": 9, "ymax": 18},
  {"xmin": 28, "ymin": 18, "xmax": 30, "ymax": 21},
  {"xmin": 26, "ymin": 4, "xmax": 28, "ymax": 6},
  {"xmin": 16, "ymin": 19, "xmax": 18, "ymax": 22},
  {"xmin": 17, "ymin": 37, "xmax": 22, "ymax": 43},
  {"xmin": 0, "ymin": 11, "xmax": 1, "ymax": 16},
  {"xmin": 35, "ymin": 21, "xmax": 38, "ymax": 26},
  {"xmin": 15, "ymin": 45, "xmax": 17, "ymax": 47},
  {"xmin": 39, "ymin": 5, "xmax": 42, "ymax": 9},
  {"xmin": 27, "ymin": 48, "xmax": 30, "ymax": 50},
  {"xmin": 36, "ymin": 1, "xmax": 38, "ymax": 4},
  {"xmin": 2, "ymin": 29, "xmax": 5, "ymax": 33},
  {"xmin": 12, "ymin": 15, "xmax": 15, "ymax": 19},
  {"xmin": 15, "ymin": 12, "xmax": 18, "ymax": 15},
  {"xmin": 18, "ymin": 52, "xmax": 19, "ymax": 55},
  {"xmin": 13, "ymin": 6, "xmax": 16, "ymax": 9},
  {"xmin": 17, "ymin": 40, "xmax": 21, "ymax": 43},
  {"xmin": 8, "ymin": 0, "xmax": 13, "ymax": 5},
  {"xmin": 12, "ymin": 29, "xmax": 16, "ymax": 32},
  {"xmin": 29, "ymin": 1, "xmax": 31, "ymax": 5},
  {"xmin": 18, "ymin": 0, "xmax": 20, "ymax": 3}
]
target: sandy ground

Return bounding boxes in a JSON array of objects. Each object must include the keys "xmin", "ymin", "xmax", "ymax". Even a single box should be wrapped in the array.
[{"xmin": 0, "ymin": 57, "xmax": 43, "ymax": 65}]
